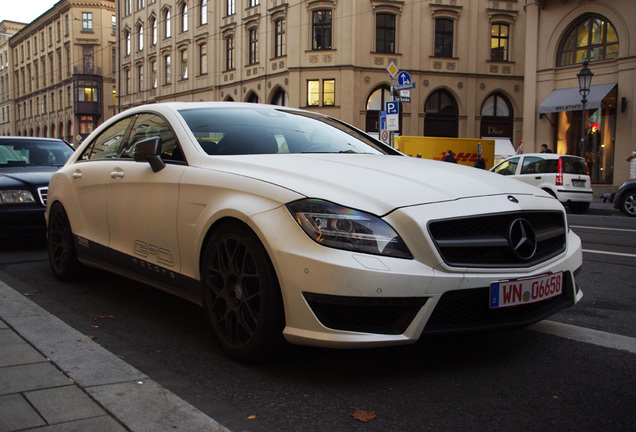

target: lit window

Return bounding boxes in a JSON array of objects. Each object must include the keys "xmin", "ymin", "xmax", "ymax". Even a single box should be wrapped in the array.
[
  {"xmin": 558, "ymin": 14, "xmax": 618, "ymax": 66},
  {"xmin": 491, "ymin": 24, "xmax": 509, "ymax": 61},
  {"xmin": 307, "ymin": 80, "xmax": 319, "ymax": 106}
]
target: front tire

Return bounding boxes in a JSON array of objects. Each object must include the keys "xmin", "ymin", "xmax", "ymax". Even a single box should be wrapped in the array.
[
  {"xmin": 201, "ymin": 221, "xmax": 285, "ymax": 362},
  {"xmin": 620, "ymin": 191, "xmax": 636, "ymax": 217},
  {"xmin": 47, "ymin": 203, "xmax": 87, "ymax": 280}
]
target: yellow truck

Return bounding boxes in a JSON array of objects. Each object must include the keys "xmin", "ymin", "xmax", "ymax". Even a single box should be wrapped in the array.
[{"xmin": 394, "ymin": 136, "xmax": 496, "ymax": 170}]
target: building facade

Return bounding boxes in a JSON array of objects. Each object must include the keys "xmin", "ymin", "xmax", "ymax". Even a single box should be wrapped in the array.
[
  {"xmin": 523, "ymin": 0, "xmax": 635, "ymax": 191},
  {"xmin": 117, "ymin": 0, "xmax": 526, "ymax": 153},
  {"xmin": 0, "ymin": 21, "xmax": 26, "ymax": 137},
  {"xmin": 9, "ymin": 0, "xmax": 116, "ymax": 146}
]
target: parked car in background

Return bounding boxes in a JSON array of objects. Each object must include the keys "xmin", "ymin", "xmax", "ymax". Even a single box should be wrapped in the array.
[
  {"xmin": 614, "ymin": 179, "xmax": 636, "ymax": 217},
  {"xmin": 491, "ymin": 153, "xmax": 593, "ymax": 214},
  {"xmin": 0, "ymin": 137, "xmax": 74, "ymax": 237},
  {"xmin": 46, "ymin": 102, "xmax": 583, "ymax": 362}
]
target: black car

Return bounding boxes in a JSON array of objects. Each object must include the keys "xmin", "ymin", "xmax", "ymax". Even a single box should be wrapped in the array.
[
  {"xmin": 0, "ymin": 137, "xmax": 74, "ymax": 237},
  {"xmin": 614, "ymin": 179, "xmax": 636, "ymax": 217}
]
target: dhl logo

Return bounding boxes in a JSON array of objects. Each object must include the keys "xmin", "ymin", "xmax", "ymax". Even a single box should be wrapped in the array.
[{"xmin": 427, "ymin": 152, "xmax": 482, "ymax": 162}]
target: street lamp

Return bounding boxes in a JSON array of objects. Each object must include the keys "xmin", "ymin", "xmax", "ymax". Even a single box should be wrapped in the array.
[{"xmin": 577, "ymin": 60, "xmax": 593, "ymax": 159}]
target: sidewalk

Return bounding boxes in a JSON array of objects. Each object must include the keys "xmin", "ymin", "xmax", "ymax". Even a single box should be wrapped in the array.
[{"xmin": 0, "ymin": 280, "xmax": 231, "ymax": 432}]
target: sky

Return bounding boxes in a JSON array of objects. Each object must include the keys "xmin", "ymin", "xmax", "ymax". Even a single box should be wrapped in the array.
[{"xmin": 3, "ymin": 0, "xmax": 58, "ymax": 24}]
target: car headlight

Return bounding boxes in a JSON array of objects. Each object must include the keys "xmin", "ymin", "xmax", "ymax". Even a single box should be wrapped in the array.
[
  {"xmin": 0, "ymin": 190, "xmax": 37, "ymax": 204},
  {"xmin": 286, "ymin": 199, "xmax": 412, "ymax": 259}
]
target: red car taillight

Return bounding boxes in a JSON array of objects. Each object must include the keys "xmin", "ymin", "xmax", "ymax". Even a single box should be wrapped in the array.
[{"xmin": 556, "ymin": 157, "xmax": 563, "ymax": 186}]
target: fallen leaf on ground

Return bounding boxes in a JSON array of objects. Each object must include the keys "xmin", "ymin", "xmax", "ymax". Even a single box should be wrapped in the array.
[{"xmin": 351, "ymin": 409, "xmax": 376, "ymax": 423}]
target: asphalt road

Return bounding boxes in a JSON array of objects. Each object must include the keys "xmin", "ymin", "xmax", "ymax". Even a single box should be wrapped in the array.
[{"xmin": 0, "ymin": 212, "xmax": 634, "ymax": 432}]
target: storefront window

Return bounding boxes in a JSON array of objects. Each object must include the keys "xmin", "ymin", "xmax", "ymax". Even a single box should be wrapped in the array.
[{"xmin": 555, "ymin": 86, "xmax": 616, "ymax": 183}]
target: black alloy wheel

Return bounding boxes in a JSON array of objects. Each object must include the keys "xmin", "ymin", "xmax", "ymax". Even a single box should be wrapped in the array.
[
  {"xmin": 201, "ymin": 221, "xmax": 285, "ymax": 362},
  {"xmin": 47, "ymin": 203, "xmax": 86, "ymax": 280}
]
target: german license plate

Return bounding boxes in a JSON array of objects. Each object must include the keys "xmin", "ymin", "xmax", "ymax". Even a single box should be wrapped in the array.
[
  {"xmin": 572, "ymin": 179, "xmax": 586, "ymax": 187},
  {"xmin": 489, "ymin": 272, "xmax": 563, "ymax": 309}
]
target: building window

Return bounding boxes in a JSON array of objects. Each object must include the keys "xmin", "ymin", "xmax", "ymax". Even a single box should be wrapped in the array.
[
  {"xmin": 323, "ymin": 79, "xmax": 335, "ymax": 106},
  {"xmin": 424, "ymin": 89, "xmax": 459, "ymax": 137},
  {"xmin": 225, "ymin": 36, "xmax": 234, "ymax": 70},
  {"xmin": 180, "ymin": 48, "xmax": 188, "ymax": 79},
  {"xmin": 82, "ymin": 13, "xmax": 93, "ymax": 32},
  {"xmin": 66, "ymin": 46, "xmax": 71, "ymax": 76},
  {"xmin": 65, "ymin": 15, "xmax": 69, "ymax": 35},
  {"xmin": 138, "ymin": 24, "xmax": 144, "ymax": 51},
  {"xmin": 138, "ymin": 64, "xmax": 144, "ymax": 91},
  {"xmin": 434, "ymin": 18, "xmax": 453, "ymax": 58},
  {"xmin": 164, "ymin": 54, "xmax": 171, "ymax": 84},
  {"xmin": 491, "ymin": 24, "xmax": 509, "ymax": 61},
  {"xmin": 57, "ymin": 21, "xmax": 61, "ymax": 41},
  {"xmin": 558, "ymin": 14, "xmax": 618, "ymax": 66},
  {"xmin": 249, "ymin": 0, "xmax": 259, "ymax": 6},
  {"xmin": 78, "ymin": 80, "xmax": 98, "ymax": 102},
  {"xmin": 275, "ymin": 19, "xmax": 285, "ymax": 58},
  {"xmin": 151, "ymin": 18, "xmax": 157, "ymax": 45},
  {"xmin": 125, "ymin": 30, "xmax": 131, "ymax": 56},
  {"xmin": 112, "ymin": 47, "xmax": 117, "ymax": 74},
  {"xmin": 112, "ymin": 16, "xmax": 116, "ymax": 35},
  {"xmin": 199, "ymin": 43, "xmax": 208, "ymax": 75},
  {"xmin": 226, "ymin": 0, "xmax": 235, "ymax": 16},
  {"xmin": 248, "ymin": 28, "xmax": 258, "ymax": 65},
  {"xmin": 307, "ymin": 80, "xmax": 319, "ymax": 106},
  {"xmin": 57, "ymin": 50, "xmax": 62, "ymax": 80},
  {"xmin": 200, "ymin": 0, "xmax": 208, "ymax": 25},
  {"xmin": 137, "ymin": 0, "xmax": 145, "ymax": 10},
  {"xmin": 165, "ymin": 10, "xmax": 172, "ymax": 38},
  {"xmin": 312, "ymin": 10, "xmax": 332, "ymax": 50},
  {"xmin": 151, "ymin": 60, "xmax": 157, "ymax": 88},
  {"xmin": 124, "ymin": 0, "xmax": 132, "ymax": 16},
  {"xmin": 307, "ymin": 80, "xmax": 334, "ymax": 106},
  {"xmin": 181, "ymin": 4, "xmax": 188, "ymax": 32},
  {"xmin": 376, "ymin": 13, "xmax": 395, "ymax": 53}
]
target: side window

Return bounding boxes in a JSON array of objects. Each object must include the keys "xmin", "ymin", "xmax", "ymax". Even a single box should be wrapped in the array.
[
  {"xmin": 520, "ymin": 156, "xmax": 544, "ymax": 174},
  {"xmin": 493, "ymin": 157, "xmax": 519, "ymax": 176},
  {"xmin": 123, "ymin": 113, "xmax": 184, "ymax": 162},
  {"xmin": 79, "ymin": 117, "xmax": 133, "ymax": 160}
]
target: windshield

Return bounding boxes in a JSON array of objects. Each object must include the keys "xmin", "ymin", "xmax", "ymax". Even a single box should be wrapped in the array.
[
  {"xmin": 0, "ymin": 139, "xmax": 73, "ymax": 168},
  {"xmin": 178, "ymin": 107, "xmax": 396, "ymax": 156}
]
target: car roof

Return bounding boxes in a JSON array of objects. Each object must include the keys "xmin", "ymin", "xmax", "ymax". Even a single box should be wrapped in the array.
[
  {"xmin": 0, "ymin": 136, "xmax": 67, "ymax": 142},
  {"xmin": 504, "ymin": 153, "xmax": 584, "ymax": 160}
]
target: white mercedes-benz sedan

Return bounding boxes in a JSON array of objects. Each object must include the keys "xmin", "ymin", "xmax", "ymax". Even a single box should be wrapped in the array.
[{"xmin": 46, "ymin": 102, "xmax": 583, "ymax": 362}]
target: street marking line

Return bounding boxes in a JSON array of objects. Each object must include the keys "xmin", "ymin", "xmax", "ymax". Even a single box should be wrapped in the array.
[
  {"xmin": 571, "ymin": 225, "xmax": 636, "ymax": 233},
  {"xmin": 529, "ymin": 321, "xmax": 636, "ymax": 355},
  {"xmin": 582, "ymin": 249, "xmax": 636, "ymax": 258}
]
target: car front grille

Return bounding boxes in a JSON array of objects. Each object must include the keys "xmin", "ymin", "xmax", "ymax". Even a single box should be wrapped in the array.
[
  {"xmin": 304, "ymin": 293, "xmax": 428, "ymax": 335},
  {"xmin": 37, "ymin": 187, "xmax": 48, "ymax": 206},
  {"xmin": 428, "ymin": 211, "xmax": 566, "ymax": 268},
  {"xmin": 422, "ymin": 270, "xmax": 576, "ymax": 334}
]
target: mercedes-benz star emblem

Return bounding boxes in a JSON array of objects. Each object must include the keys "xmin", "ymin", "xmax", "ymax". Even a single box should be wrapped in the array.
[{"xmin": 508, "ymin": 218, "xmax": 537, "ymax": 260}]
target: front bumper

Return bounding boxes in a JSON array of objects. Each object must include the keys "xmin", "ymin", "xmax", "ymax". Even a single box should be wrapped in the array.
[
  {"xmin": 0, "ymin": 205, "xmax": 47, "ymax": 237},
  {"xmin": 253, "ymin": 195, "xmax": 584, "ymax": 348}
]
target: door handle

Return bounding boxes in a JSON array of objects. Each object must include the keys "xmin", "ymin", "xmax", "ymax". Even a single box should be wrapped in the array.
[
  {"xmin": 534, "ymin": 176, "xmax": 541, "ymax": 179},
  {"xmin": 110, "ymin": 170, "xmax": 125, "ymax": 180},
  {"xmin": 72, "ymin": 171, "xmax": 82, "ymax": 180}
]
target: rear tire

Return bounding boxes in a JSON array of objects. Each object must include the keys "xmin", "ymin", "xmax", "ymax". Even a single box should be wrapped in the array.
[
  {"xmin": 201, "ymin": 221, "xmax": 286, "ymax": 362},
  {"xmin": 47, "ymin": 203, "xmax": 87, "ymax": 280},
  {"xmin": 620, "ymin": 191, "xmax": 636, "ymax": 217}
]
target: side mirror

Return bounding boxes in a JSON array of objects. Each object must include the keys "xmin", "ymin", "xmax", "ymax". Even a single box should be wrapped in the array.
[{"xmin": 133, "ymin": 136, "xmax": 166, "ymax": 172}]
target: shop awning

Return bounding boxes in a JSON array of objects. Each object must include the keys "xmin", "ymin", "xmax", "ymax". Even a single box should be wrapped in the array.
[{"xmin": 538, "ymin": 83, "xmax": 616, "ymax": 114}]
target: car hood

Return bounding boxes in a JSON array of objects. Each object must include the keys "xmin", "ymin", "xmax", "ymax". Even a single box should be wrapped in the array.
[
  {"xmin": 202, "ymin": 154, "xmax": 548, "ymax": 215},
  {"xmin": 0, "ymin": 167, "xmax": 57, "ymax": 188}
]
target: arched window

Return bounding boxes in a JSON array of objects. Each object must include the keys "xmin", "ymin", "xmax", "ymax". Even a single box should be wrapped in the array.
[
  {"xmin": 151, "ymin": 17, "xmax": 157, "ymax": 45},
  {"xmin": 558, "ymin": 14, "xmax": 618, "ymax": 66},
  {"xmin": 138, "ymin": 24, "xmax": 144, "ymax": 51},
  {"xmin": 200, "ymin": 0, "xmax": 208, "ymax": 25},
  {"xmin": 181, "ymin": 4, "xmax": 188, "ymax": 32},
  {"xmin": 246, "ymin": 92, "xmax": 259, "ymax": 103},
  {"xmin": 271, "ymin": 88, "xmax": 288, "ymax": 106},
  {"xmin": 365, "ymin": 85, "xmax": 394, "ymax": 133},
  {"xmin": 165, "ymin": 9, "xmax": 172, "ymax": 38},
  {"xmin": 424, "ymin": 89, "xmax": 458, "ymax": 137}
]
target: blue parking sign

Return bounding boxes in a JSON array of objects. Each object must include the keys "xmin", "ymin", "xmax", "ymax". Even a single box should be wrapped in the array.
[{"xmin": 386, "ymin": 101, "xmax": 399, "ymax": 115}]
